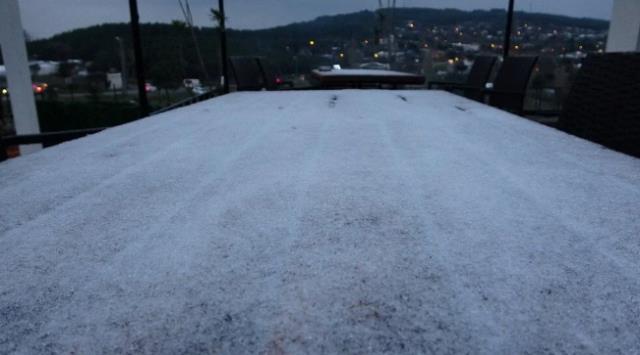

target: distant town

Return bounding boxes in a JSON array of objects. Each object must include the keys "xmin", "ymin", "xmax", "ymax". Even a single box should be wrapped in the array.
[{"xmin": 1, "ymin": 8, "xmax": 608, "ymax": 129}]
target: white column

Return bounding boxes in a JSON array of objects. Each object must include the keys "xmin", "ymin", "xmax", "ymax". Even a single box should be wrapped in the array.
[
  {"xmin": 606, "ymin": 0, "xmax": 640, "ymax": 52},
  {"xmin": 0, "ymin": 0, "xmax": 41, "ymax": 154}
]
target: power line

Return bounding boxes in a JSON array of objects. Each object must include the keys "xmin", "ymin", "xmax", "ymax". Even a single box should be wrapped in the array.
[{"xmin": 178, "ymin": 0, "xmax": 210, "ymax": 82}]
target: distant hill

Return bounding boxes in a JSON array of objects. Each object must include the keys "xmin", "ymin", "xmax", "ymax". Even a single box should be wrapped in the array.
[
  {"xmin": 24, "ymin": 8, "xmax": 608, "ymax": 83},
  {"xmin": 376, "ymin": 8, "xmax": 608, "ymax": 30}
]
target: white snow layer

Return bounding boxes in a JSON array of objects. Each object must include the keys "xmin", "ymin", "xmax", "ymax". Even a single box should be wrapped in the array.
[
  {"xmin": 1, "ymin": 90, "xmax": 639, "ymax": 354},
  {"xmin": 313, "ymin": 68, "xmax": 417, "ymax": 77}
]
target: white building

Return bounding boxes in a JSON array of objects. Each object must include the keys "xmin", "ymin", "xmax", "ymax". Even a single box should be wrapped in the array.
[
  {"xmin": 30, "ymin": 60, "xmax": 60, "ymax": 76},
  {"xmin": 107, "ymin": 72, "xmax": 124, "ymax": 90}
]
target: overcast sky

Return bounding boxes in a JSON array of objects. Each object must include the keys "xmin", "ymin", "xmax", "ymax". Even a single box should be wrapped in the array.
[{"xmin": 19, "ymin": 0, "xmax": 613, "ymax": 39}]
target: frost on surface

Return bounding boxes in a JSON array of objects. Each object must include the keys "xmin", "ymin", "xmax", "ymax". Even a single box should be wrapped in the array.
[{"xmin": 1, "ymin": 91, "xmax": 639, "ymax": 354}]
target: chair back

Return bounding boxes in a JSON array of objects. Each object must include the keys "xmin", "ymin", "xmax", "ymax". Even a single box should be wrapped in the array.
[
  {"xmin": 558, "ymin": 52, "xmax": 640, "ymax": 157},
  {"xmin": 0, "ymin": 136, "xmax": 7, "ymax": 162},
  {"xmin": 255, "ymin": 57, "xmax": 280, "ymax": 90},
  {"xmin": 489, "ymin": 56, "xmax": 538, "ymax": 113},
  {"xmin": 229, "ymin": 57, "xmax": 267, "ymax": 91},
  {"xmin": 466, "ymin": 56, "xmax": 497, "ymax": 88},
  {"xmin": 0, "ymin": 128, "xmax": 105, "ymax": 162}
]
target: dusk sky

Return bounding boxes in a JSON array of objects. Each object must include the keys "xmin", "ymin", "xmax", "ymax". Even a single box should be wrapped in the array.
[{"xmin": 19, "ymin": 0, "xmax": 613, "ymax": 39}]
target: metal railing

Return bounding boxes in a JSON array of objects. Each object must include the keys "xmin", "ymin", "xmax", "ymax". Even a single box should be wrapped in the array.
[
  {"xmin": 151, "ymin": 89, "xmax": 220, "ymax": 115},
  {"xmin": 0, "ymin": 127, "xmax": 105, "ymax": 162}
]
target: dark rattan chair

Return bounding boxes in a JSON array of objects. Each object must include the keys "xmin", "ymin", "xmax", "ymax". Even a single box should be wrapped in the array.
[
  {"xmin": 256, "ymin": 58, "xmax": 294, "ymax": 90},
  {"xmin": 485, "ymin": 56, "xmax": 538, "ymax": 114},
  {"xmin": 1, "ymin": 128, "xmax": 105, "ymax": 162},
  {"xmin": 228, "ymin": 56, "xmax": 267, "ymax": 91},
  {"xmin": 428, "ymin": 55, "xmax": 497, "ymax": 100},
  {"xmin": 557, "ymin": 52, "xmax": 640, "ymax": 158},
  {"xmin": 229, "ymin": 56, "xmax": 294, "ymax": 91}
]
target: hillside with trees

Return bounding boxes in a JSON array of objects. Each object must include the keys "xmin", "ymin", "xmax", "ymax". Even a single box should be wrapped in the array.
[{"xmin": 23, "ymin": 8, "xmax": 608, "ymax": 87}]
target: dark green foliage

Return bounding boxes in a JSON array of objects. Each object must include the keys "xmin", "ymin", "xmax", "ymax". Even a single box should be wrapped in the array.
[
  {"xmin": 56, "ymin": 61, "xmax": 74, "ymax": 78},
  {"xmin": 377, "ymin": 8, "xmax": 608, "ymax": 30}
]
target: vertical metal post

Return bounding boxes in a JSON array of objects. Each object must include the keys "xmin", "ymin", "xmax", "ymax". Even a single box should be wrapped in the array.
[
  {"xmin": 503, "ymin": 0, "xmax": 515, "ymax": 58},
  {"xmin": 128, "ymin": 0, "xmax": 150, "ymax": 116},
  {"xmin": 606, "ymin": 0, "xmax": 640, "ymax": 52},
  {"xmin": 0, "ymin": 92, "xmax": 4, "ymax": 125},
  {"xmin": 219, "ymin": 0, "xmax": 230, "ymax": 94},
  {"xmin": 0, "ymin": 0, "xmax": 41, "ymax": 155}
]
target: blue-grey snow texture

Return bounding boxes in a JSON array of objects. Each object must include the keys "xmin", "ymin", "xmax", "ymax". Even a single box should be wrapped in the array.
[{"xmin": 1, "ymin": 91, "xmax": 639, "ymax": 354}]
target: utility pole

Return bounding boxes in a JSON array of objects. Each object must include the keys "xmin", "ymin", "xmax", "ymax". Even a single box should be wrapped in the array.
[
  {"xmin": 128, "ymin": 0, "xmax": 150, "ymax": 116},
  {"xmin": 218, "ymin": 0, "xmax": 230, "ymax": 94},
  {"xmin": 503, "ymin": 0, "xmax": 515, "ymax": 58}
]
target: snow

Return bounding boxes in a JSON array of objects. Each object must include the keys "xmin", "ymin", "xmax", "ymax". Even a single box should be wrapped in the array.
[
  {"xmin": 1, "ymin": 90, "xmax": 640, "ymax": 354},
  {"xmin": 312, "ymin": 68, "xmax": 418, "ymax": 77}
]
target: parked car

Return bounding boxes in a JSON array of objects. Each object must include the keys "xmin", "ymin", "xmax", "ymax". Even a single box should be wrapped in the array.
[
  {"xmin": 144, "ymin": 83, "xmax": 158, "ymax": 92},
  {"xmin": 183, "ymin": 78, "xmax": 201, "ymax": 89},
  {"xmin": 192, "ymin": 86, "xmax": 208, "ymax": 95},
  {"xmin": 32, "ymin": 83, "xmax": 48, "ymax": 94},
  {"xmin": 0, "ymin": 83, "xmax": 48, "ymax": 96}
]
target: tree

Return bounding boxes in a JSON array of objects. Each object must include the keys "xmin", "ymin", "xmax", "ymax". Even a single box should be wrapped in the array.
[
  {"xmin": 29, "ymin": 63, "xmax": 41, "ymax": 77},
  {"xmin": 57, "ymin": 61, "xmax": 74, "ymax": 78},
  {"xmin": 171, "ymin": 20, "xmax": 187, "ymax": 31},
  {"xmin": 149, "ymin": 57, "xmax": 182, "ymax": 104},
  {"xmin": 209, "ymin": 8, "xmax": 227, "ymax": 28}
]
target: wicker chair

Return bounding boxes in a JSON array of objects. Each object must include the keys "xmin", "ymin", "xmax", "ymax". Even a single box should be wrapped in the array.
[
  {"xmin": 256, "ymin": 58, "xmax": 294, "ymax": 90},
  {"xmin": 485, "ymin": 56, "xmax": 538, "ymax": 114},
  {"xmin": 1, "ymin": 128, "xmax": 105, "ymax": 162},
  {"xmin": 0, "ymin": 137, "xmax": 7, "ymax": 161},
  {"xmin": 228, "ymin": 56, "xmax": 293, "ymax": 91},
  {"xmin": 228, "ymin": 57, "xmax": 267, "ymax": 91},
  {"xmin": 557, "ymin": 52, "xmax": 640, "ymax": 158},
  {"xmin": 428, "ymin": 55, "xmax": 497, "ymax": 101}
]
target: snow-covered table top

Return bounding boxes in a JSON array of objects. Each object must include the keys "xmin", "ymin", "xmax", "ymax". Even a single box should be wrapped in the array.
[
  {"xmin": 1, "ymin": 90, "xmax": 639, "ymax": 354},
  {"xmin": 312, "ymin": 68, "xmax": 419, "ymax": 77},
  {"xmin": 311, "ymin": 68, "xmax": 425, "ymax": 86}
]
